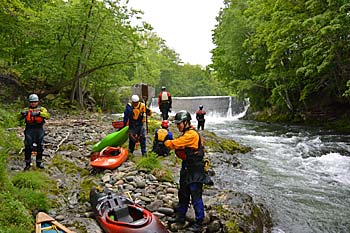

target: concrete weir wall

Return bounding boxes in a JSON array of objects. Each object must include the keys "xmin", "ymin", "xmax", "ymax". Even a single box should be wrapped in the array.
[{"xmin": 151, "ymin": 96, "xmax": 246, "ymax": 117}]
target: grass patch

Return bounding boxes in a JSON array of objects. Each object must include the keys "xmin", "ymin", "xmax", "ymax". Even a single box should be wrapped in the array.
[
  {"xmin": 0, "ymin": 192, "xmax": 33, "ymax": 233},
  {"xmin": 51, "ymin": 154, "xmax": 89, "ymax": 176},
  {"xmin": 135, "ymin": 152, "xmax": 161, "ymax": 171},
  {"xmin": 58, "ymin": 144, "xmax": 78, "ymax": 151}
]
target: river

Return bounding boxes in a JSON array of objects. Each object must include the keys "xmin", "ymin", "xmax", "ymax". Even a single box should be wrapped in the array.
[{"xmin": 202, "ymin": 114, "xmax": 350, "ymax": 233}]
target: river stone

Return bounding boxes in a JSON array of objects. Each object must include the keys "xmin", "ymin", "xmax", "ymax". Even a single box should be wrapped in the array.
[
  {"xmin": 158, "ymin": 207, "xmax": 174, "ymax": 216},
  {"xmin": 167, "ymin": 187, "xmax": 177, "ymax": 194},
  {"xmin": 153, "ymin": 211, "xmax": 165, "ymax": 219},
  {"xmin": 139, "ymin": 196, "xmax": 152, "ymax": 202},
  {"xmin": 125, "ymin": 176, "xmax": 134, "ymax": 182},
  {"xmin": 207, "ymin": 220, "xmax": 221, "ymax": 233},
  {"xmin": 55, "ymin": 215, "xmax": 65, "ymax": 221},
  {"xmin": 134, "ymin": 177, "xmax": 146, "ymax": 188},
  {"xmin": 101, "ymin": 173, "xmax": 111, "ymax": 183},
  {"xmin": 147, "ymin": 200, "xmax": 163, "ymax": 212}
]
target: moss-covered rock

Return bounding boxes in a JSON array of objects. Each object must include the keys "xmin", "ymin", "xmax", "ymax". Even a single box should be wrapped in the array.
[{"xmin": 200, "ymin": 130, "xmax": 251, "ymax": 154}]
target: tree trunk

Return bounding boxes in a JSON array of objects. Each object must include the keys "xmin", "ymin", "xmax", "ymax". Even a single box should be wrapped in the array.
[{"xmin": 70, "ymin": 0, "xmax": 94, "ymax": 108}]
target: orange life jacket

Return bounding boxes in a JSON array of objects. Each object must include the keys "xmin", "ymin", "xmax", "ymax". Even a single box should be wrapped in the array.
[{"xmin": 25, "ymin": 108, "xmax": 44, "ymax": 125}]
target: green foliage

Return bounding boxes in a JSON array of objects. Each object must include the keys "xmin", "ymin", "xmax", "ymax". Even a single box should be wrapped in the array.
[
  {"xmin": 58, "ymin": 144, "xmax": 78, "ymax": 151},
  {"xmin": 11, "ymin": 171, "xmax": 52, "ymax": 211},
  {"xmin": 0, "ymin": 192, "xmax": 33, "ymax": 232},
  {"xmin": 11, "ymin": 170, "xmax": 50, "ymax": 190},
  {"xmin": 135, "ymin": 152, "xmax": 161, "ymax": 171},
  {"xmin": 212, "ymin": 0, "xmax": 350, "ymax": 120}
]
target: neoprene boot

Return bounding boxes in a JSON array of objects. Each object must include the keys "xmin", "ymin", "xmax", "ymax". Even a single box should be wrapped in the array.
[
  {"xmin": 24, "ymin": 162, "xmax": 31, "ymax": 171},
  {"xmin": 188, "ymin": 221, "xmax": 203, "ymax": 232},
  {"xmin": 169, "ymin": 215, "xmax": 185, "ymax": 224},
  {"xmin": 36, "ymin": 162, "xmax": 44, "ymax": 169}
]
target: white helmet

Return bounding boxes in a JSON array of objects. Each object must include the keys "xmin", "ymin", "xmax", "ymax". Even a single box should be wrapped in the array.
[
  {"xmin": 28, "ymin": 94, "xmax": 39, "ymax": 102},
  {"xmin": 131, "ymin": 94, "xmax": 140, "ymax": 102}
]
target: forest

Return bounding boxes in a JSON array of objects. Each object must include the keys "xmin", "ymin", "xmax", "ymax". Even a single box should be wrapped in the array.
[
  {"xmin": 1, "ymin": 0, "xmax": 350, "ymax": 123},
  {"xmin": 212, "ymin": 0, "xmax": 350, "ymax": 125},
  {"xmin": 0, "ymin": 0, "xmax": 226, "ymax": 112}
]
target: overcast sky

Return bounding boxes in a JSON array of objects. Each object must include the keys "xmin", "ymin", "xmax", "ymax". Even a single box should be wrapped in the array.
[{"xmin": 128, "ymin": 0, "xmax": 224, "ymax": 67}]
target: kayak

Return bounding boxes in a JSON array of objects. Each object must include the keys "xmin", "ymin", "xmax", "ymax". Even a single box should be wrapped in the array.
[
  {"xmin": 36, "ymin": 212, "xmax": 75, "ymax": 233},
  {"xmin": 90, "ymin": 187, "xmax": 169, "ymax": 233},
  {"xmin": 112, "ymin": 120, "xmax": 127, "ymax": 130},
  {"xmin": 92, "ymin": 126, "xmax": 129, "ymax": 152},
  {"xmin": 90, "ymin": 146, "xmax": 128, "ymax": 170}
]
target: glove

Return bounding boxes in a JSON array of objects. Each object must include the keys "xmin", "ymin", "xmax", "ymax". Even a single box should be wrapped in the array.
[
  {"xmin": 146, "ymin": 108, "xmax": 151, "ymax": 114},
  {"xmin": 30, "ymin": 111, "xmax": 40, "ymax": 117},
  {"xmin": 21, "ymin": 110, "xmax": 28, "ymax": 117}
]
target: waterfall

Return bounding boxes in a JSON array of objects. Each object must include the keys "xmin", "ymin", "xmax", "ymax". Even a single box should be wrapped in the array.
[
  {"xmin": 227, "ymin": 97, "xmax": 232, "ymax": 118},
  {"xmin": 151, "ymin": 96, "xmax": 246, "ymax": 118}
]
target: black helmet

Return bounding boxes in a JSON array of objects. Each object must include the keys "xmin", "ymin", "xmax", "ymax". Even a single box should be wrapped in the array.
[
  {"xmin": 174, "ymin": 110, "xmax": 191, "ymax": 124},
  {"xmin": 199, "ymin": 105, "xmax": 203, "ymax": 109}
]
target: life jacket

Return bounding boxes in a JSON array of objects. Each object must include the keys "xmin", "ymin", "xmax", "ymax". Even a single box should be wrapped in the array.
[
  {"xmin": 160, "ymin": 91, "xmax": 170, "ymax": 105},
  {"xmin": 25, "ymin": 107, "xmax": 44, "ymax": 125},
  {"xmin": 196, "ymin": 110, "xmax": 206, "ymax": 121},
  {"xmin": 129, "ymin": 102, "xmax": 145, "ymax": 123},
  {"xmin": 161, "ymin": 91, "xmax": 169, "ymax": 101},
  {"xmin": 157, "ymin": 128, "xmax": 169, "ymax": 142},
  {"xmin": 175, "ymin": 128, "xmax": 204, "ymax": 164}
]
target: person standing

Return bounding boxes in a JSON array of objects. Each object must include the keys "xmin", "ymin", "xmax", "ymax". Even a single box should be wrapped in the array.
[
  {"xmin": 165, "ymin": 110, "xmax": 213, "ymax": 232},
  {"xmin": 123, "ymin": 94, "xmax": 152, "ymax": 156},
  {"xmin": 18, "ymin": 94, "xmax": 50, "ymax": 170},
  {"xmin": 158, "ymin": 86, "xmax": 172, "ymax": 120},
  {"xmin": 152, "ymin": 120, "xmax": 173, "ymax": 156},
  {"xmin": 195, "ymin": 105, "xmax": 206, "ymax": 130}
]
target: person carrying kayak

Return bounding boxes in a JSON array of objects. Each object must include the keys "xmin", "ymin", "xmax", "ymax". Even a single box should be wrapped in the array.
[
  {"xmin": 152, "ymin": 120, "xmax": 173, "ymax": 156},
  {"xmin": 195, "ymin": 105, "xmax": 206, "ymax": 130},
  {"xmin": 158, "ymin": 86, "xmax": 172, "ymax": 120},
  {"xmin": 123, "ymin": 94, "xmax": 152, "ymax": 156},
  {"xmin": 164, "ymin": 110, "xmax": 213, "ymax": 232},
  {"xmin": 18, "ymin": 94, "xmax": 50, "ymax": 170}
]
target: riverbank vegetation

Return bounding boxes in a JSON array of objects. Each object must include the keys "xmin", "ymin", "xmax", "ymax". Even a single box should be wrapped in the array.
[
  {"xmin": 212, "ymin": 0, "xmax": 350, "ymax": 130},
  {"xmin": 0, "ymin": 0, "xmax": 226, "ymax": 113},
  {"xmin": 0, "ymin": 107, "xmax": 53, "ymax": 233}
]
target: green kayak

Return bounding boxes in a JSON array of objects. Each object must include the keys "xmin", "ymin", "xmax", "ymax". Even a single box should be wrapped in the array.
[{"xmin": 92, "ymin": 126, "xmax": 129, "ymax": 152}]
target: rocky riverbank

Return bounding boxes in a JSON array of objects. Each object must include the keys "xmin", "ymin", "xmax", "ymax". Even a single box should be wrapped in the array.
[{"xmin": 8, "ymin": 113, "xmax": 272, "ymax": 233}]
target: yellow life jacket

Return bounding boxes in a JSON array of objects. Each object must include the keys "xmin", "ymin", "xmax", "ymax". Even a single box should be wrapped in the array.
[
  {"xmin": 157, "ymin": 128, "xmax": 168, "ymax": 141},
  {"xmin": 130, "ymin": 102, "xmax": 146, "ymax": 122}
]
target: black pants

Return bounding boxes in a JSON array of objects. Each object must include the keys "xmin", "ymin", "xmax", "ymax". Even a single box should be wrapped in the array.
[
  {"xmin": 24, "ymin": 127, "xmax": 45, "ymax": 164},
  {"xmin": 160, "ymin": 105, "xmax": 170, "ymax": 120},
  {"xmin": 197, "ymin": 120, "xmax": 205, "ymax": 130}
]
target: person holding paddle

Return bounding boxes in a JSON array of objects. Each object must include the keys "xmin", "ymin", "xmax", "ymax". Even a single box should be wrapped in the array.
[{"xmin": 123, "ymin": 94, "xmax": 152, "ymax": 156}]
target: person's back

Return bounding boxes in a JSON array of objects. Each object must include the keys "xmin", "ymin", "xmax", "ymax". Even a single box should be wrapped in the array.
[
  {"xmin": 195, "ymin": 105, "xmax": 206, "ymax": 130},
  {"xmin": 123, "ymin": 94, "xmax": 152, "ymax": 155},
  {"xmin": 153, "ymin": 120, "xmax": 173, "ymax": 156},
  {"xmin": 158, "ymin": 86, "xmax": 172, "ymax": 120}
]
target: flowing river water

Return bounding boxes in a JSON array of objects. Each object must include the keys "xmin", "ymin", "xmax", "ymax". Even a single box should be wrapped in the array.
[{"xmin": 203, "ymin": 114, "xmax": 350, "ymax": 233}]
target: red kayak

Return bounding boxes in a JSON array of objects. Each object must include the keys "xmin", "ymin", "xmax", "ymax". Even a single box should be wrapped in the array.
[
  {"xmin": 90, "ymin": 147, "xmax": 128, "ymax": 170},
  {"xmin": 90, "ymin": 187, "xmax": 169, "ymax": 233}
]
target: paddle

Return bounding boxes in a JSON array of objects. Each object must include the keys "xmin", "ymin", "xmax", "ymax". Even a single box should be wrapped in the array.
[{"xmin": 141, "ymin": 84, "xmax": 149, "ymax": 134}]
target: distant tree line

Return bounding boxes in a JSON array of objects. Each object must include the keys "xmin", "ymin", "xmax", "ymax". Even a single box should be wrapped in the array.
[
  {"xmin": 212, "ymin": 0, "xmax": 350, "ymax": 121},
  {"xmin": 0, "ymin": 0, "xmax": 226, "ymax": 111}
]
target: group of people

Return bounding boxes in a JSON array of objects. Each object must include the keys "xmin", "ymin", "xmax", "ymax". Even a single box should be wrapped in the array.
[
  {"xmin": 19, "ymin": 87, "xmax": 210, "ymax": 232},
  {"xmin": 123, "ymin": 87, "xmax": 211, "ymax": 232}
]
